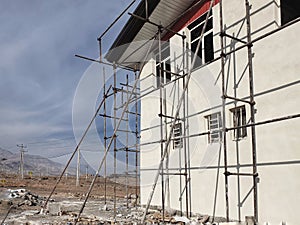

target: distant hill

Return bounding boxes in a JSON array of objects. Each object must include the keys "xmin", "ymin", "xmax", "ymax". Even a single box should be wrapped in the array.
[{"xmin": 0, "ymin": 147, "xmax": 77, "ymax": 176}]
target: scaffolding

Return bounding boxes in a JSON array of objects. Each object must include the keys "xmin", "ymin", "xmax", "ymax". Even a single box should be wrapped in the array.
[{"xmin": 37, "ymin": 0, "xmax": 300, "ymax": 224}]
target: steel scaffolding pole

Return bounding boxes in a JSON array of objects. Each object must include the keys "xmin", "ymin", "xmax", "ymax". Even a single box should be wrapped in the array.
[
  {"xmin": 134, "ymin": 69, "xmax": 139, "ymax": 206},
  {"xmin": 158, "ymin": 26, "xmax": 166, "ymax": 223},
  {"xmin": 219, "ymin": 0, "xmax": 230, "ymax": 221},
  {"xmin": 244, "ymin": 0, "xmax": 258, "ymax": 221},
  {"xmin": 113, "ymin": 63, "xmax": 117, "ymax": 219},
  {"xmin": 125, "ymin": 74, "xmax": 129, "ymax": 209},
  {"xmin": 102, "ymin": 66, "xmax": 107, "ymax": 205}
]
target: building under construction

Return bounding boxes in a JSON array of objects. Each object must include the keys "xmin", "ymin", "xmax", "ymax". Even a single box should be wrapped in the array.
[{"xmin": 74, "ymin": 0, "xmax": 300, "ymax": 224}]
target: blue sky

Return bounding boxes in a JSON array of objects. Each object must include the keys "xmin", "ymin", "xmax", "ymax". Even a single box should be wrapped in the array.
[{"xmin": 0, "ymin": 0, "xmax": 139, "ymax": 173}]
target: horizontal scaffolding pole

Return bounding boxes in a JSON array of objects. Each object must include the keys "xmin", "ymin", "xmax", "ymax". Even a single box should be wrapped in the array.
[
  {"xmin": 225, "ymin": 172, "xmax": 259, "ymax": 177},
  {"xmin": 220, "ymin": 31, "xmax": 247, "ymax": 44},
  {"xmin": 113, "ymin": 87, "xmax": 140, "ymax": 95},
  {"xmin": 126, "ymin": 110, "xmax": 141, "ymax": 116},
  {"xmin": 99, "ymin": 114, "xmax": 128, "ymax": 121},
  {"xmin": 75, "ymin": 54, "xmax": 135, "ymax": 72},
  {"xmin": 158, "ymin": 113, "xmax": 181, "ymax": 120},
  {"xmin": 120, "ymin": 82, "xmax": 140, "ymax": 90},
  {"xmin": 224, "ymin": 94, "xmax": 254, "ymax": 105},
  {"xmin": 160, "ymin": 172, "xmax": 187, "ymax": 176}
]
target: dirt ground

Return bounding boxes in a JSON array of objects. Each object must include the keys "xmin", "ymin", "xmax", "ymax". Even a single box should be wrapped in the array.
[
  {"xmin": 0, "ymin": 173, "xmax": 221, "ymax": 224},
  {"xmin": 0, "ymin": 173, "xmax": 139, "ymax": 199},
  {"xmin": 0, "ymin": 173, "xmax": 141, "ymax": 224}
]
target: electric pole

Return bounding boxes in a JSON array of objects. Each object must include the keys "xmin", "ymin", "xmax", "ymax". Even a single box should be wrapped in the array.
[
  {"xmin": 85, "ymin": 165, "xmax": 88, "ymax": 180},
  {"xmin": 17, "ymin": 144, "xmax": 27, "ymax": 179},
  {"xmin": 76, "ymin": 148, "xmax": 80, "ymax": 187}
]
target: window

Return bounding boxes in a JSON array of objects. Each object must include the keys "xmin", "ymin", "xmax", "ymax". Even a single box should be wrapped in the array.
[
  {"xmin": 281, "ymin": 0, "xmax": 300, "ymax": 25},
  {"xmin": 206, "ymin": 112, "xmax": 222, "ymax": 143},
  {"xmin": 173, "ymin": 122, "xmax": 183, "ymax": 149},
  {"xmin": 188, "ymin": 9, "xmax": 214, "ymax": 68},
  {"xmin": 155, "ymin": 41, "xmax": 171, "ymax": 87},
  {"xmin": 230, "ymin": 105, "xmax": 247, "ymax": 140}
]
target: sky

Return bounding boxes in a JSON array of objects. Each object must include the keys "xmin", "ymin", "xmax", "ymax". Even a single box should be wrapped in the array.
[{"xmin": 0, "ymin": 0, "xmax": 140, "ymax": 173}]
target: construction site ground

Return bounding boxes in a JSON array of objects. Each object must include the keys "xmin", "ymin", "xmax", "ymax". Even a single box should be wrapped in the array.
[
  {"xmin": 0, "ymin": 173, "xmax": 142, "ymax": 224},
  {"xmin": 0, "ymin": 173, "xmax": 226, "ymax": 224}
]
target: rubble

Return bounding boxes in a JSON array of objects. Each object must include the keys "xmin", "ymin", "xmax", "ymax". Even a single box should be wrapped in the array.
[
  {"xmin": 6, "ymin": 188, "xmax": 48, "ymax": 207},
  {"xmin": 1, "ymin": 189, "xmax": 228, "ymax": 225}
]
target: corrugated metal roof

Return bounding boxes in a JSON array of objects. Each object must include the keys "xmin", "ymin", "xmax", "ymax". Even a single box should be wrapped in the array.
[{"xmin": 106, "ymin": 0, "xmax": 208, "ymax": 69}]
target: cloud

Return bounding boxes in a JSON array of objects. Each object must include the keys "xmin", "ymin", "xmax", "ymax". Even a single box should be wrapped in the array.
[{"xmin": 0, "ymin": 0, "xmax": 137, "ymax": 171}]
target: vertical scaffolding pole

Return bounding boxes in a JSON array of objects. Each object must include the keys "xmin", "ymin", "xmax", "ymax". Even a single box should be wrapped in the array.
[
  {"xmin": 76, "ymin": 148, "xmax": 80, "ymax": 187},
  {"xmin": 163, "ymin": 80, "xmax": 169, "ymax": 211},
  {"xmin": 102, "ymin": 66, "xmax": 107, "ymax": 205},
  {"xmin": 158, "ymin": 26, "xmax": 165, "ymax": 222},
  {"xmin": 219, "ymin": 0, "xmax": 230, "ymax": 221},
  {"xmin": 182, "ymin": 59, "xmax": 188, "ymax": 217},
  {"xmin": 134, "ymin": 69, "xmax": 139, "ymax": 206},
  {"xmin": 245, "ymin": 0, "xmax": 258, "ymax": 221},
  {"xmin": 126, "ymin": 74, "xmax": 129, "ymax": 209},
  {"xmin": 113, "ymin": 63, "xmax": 117, "ymax": 219},
  {"xmin": 184, "ymin": 31, "xmax": 192, "ymax": 217},
  {"xmin": 182, "ymin": 31, "xmax": 189, "ymax": 217}
]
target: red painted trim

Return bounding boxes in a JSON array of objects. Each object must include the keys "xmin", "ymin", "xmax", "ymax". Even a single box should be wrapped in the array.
[{"xmin": 162, "ymin": 0, "xmax": 219, "ymax": 41}]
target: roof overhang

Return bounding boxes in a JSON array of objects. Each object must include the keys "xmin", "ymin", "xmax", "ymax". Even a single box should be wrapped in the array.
[{"xmin": 105, "ymin": 0, "xmax": 214, "ymax": 70}]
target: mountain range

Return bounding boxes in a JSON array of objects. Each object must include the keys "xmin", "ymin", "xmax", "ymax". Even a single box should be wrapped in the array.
[{"xmin": 0, "ymin": 147, "xmax": 79, "ymax": 176}]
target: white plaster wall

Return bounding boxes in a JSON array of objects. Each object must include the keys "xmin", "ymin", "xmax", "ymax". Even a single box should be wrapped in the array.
[{"xmin": 140, "ymin": 1, "xmax": 300, "ymax": 224}]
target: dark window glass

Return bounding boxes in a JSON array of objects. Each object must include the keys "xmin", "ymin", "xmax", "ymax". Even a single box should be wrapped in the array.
[
  {"xmin": 231, "ymin": 105, "xmax": 247, "ymax": 139},
  {"xmin": 165, "ymin": 60, "xmax": 171, "ymax": 82},
  {"xmin": 191, "ymin": 41, "xmax": 202, "ymax": 68},
  {"xmin": 190, "ymin": 18, "xmax": 213, "ymax": 41},
  {"xmin": 204, "ymin": 32, "xmax": 214, "ymax": 63},
  {"xmin": 281, "ymin": 0, "xmax": 300, "ymax": 25}
]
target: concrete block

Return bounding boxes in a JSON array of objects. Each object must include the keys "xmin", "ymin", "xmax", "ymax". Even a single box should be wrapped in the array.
[{"xmin": 47, "ymin": 202, "xmax": 61, "ymax": 216}]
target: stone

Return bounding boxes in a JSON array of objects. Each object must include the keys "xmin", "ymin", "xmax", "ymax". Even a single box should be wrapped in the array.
[{"xmin": 47, "ymin": 202, "xmax": 61, "ymax": 216}]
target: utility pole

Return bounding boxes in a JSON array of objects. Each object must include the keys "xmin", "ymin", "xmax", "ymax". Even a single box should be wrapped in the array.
[
  {"xmin": 76, "ymin": 148, "xmax": 80, "ymax": 187},
  {"xmin": 85, "ymin": 165, "xmax": 88, "ymax": 180},
  {"xmin": 17, "ymin": 144, "xmax": 27, "ymax": 179}
]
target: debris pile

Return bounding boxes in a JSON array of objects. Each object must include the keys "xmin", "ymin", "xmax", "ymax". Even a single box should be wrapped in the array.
[{"xmin": 7, "ymin": 188, "xmax": 48, "ymax": 207}]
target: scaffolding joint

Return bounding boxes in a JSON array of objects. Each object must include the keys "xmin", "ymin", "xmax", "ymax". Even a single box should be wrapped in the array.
[
  {"xmin": 220, "ymin": 52, "xmax": 227, "ymax": 58},
  {"xmin": 247, "ymin": 42, "xmax": 254, "ymax": 48}
]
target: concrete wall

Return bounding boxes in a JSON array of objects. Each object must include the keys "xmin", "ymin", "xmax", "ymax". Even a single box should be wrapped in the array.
[{"xmin": 140, "ymin": 0, "xmax": 300, "ymax": 224}]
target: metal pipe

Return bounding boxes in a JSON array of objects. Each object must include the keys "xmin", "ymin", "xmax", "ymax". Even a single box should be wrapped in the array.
[
  {"xmin": 219, "ymin": 0, "xmax": 230, "ymax": 221},
  {"xmin": 75, "ymin": 54, "xmax": 135, "ymax": 72},
  {"xmin": 135, "ymin": 69, "xmax": 139, "ymax": 206},
  {"xmin": 182, "ymin": 36, "xmax": 189, "ymax": 217},
  {"xmin": 126, "ymin": 74, "xmax": 129, "ymax": 208},
  {"xmin": 245, "ymin": 0, "xmax": 258, "ymax": 221},
  {"xmin": 158, "ymin": 26, "xmax": 166, "ymax": 223},
  {"xmin": 103, "ymin": 67, "xmax": 107, "ymax": 205},
  {"xmin": 113, "ymin": 63, "xmax": 117, "ymax": 219}
]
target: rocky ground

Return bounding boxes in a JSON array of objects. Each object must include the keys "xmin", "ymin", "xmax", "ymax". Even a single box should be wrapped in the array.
[
  {"xmin": 0, "ymin": 173, "xmax": 141, "ymax": 224},
  {"xmin": 0, "ymin": 173, "xmax": 224, "ymax": 225}
]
